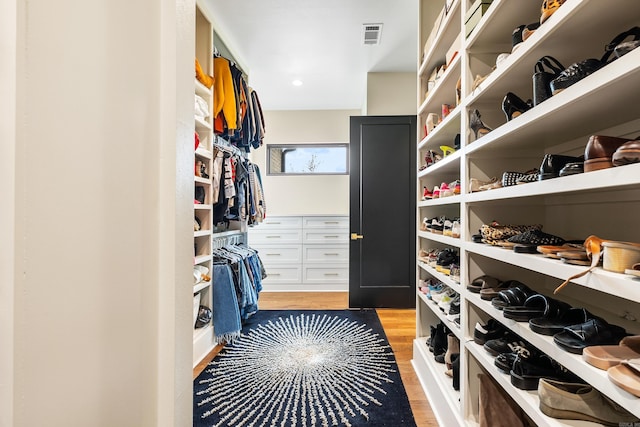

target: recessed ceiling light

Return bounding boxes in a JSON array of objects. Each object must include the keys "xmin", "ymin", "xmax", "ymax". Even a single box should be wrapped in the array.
[{"xmin": 292, "ymin": 79, "xmax": 303, "ymax": 86}]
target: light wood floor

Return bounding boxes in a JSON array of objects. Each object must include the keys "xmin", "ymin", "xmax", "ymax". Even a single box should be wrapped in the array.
[{"xmin": 194, "ymin": 292, "xmax": 438, "ymax": 427}]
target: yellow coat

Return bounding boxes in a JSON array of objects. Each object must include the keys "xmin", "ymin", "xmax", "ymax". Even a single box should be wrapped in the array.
[{"xmin": 213, "ymin": 57, "xmax": 237, "ymax": 130}]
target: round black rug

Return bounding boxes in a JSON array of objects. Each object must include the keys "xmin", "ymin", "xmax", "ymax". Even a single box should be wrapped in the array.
[{"xmin": 193, "ymin": 309, "xmax": 416, "ymax": 426}]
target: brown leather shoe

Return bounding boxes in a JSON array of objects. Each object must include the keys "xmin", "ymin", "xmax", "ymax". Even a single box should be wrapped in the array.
[
  {"xmin": 612, "ymin": 139, "xmax": 640, "ymax": 166},
  {"xmin": 584, "ymin": 135, "xmax": 633, "ymax": 172}
]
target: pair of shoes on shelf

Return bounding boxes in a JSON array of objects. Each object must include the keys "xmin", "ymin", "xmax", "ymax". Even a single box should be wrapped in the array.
[
  {"xmin": 511, "ymin": 351, "xmax": 581, "ymax": 390},
  {"xmin": 424, "ymin": 280, "xmax": 445, "ymax": 300},
  {"xmin": 538, "ymin": 153, "xmax": 585, "ymax": 180},
  {"xmin": 474, "ymin": 318, "xmax": 507, "ymax": 345},
  {"xmin": 539, "ymin": 378, "xmax": 640, "ymax": 425},
  {"xmin": 438, "ymin": 180, "xmax": 461, "ymax": 198},
  {"xmin": 491, "ymin": 281, "xmax": 534, "ymax": 310},
  {"xmin": 424, "ymin": 217, "xmax": 445, "ymax": 234},
  {"xmin": 443, "ymin": 334, "xmax": 459, "ymax": 370},
  {"xmin": 421, "ymin": 186, "xmax": 433, "ymax": 200},
  {"xmin": 428, "ymin": 322, "xmax": 448, "ymax": 356},
  {"xmin": 469, "ymin": 109, "xmax": 493, "ymax": 140},
  {"xmin": 428, "ymin": 181, "xmax": 458, "ymax": 199},
  {"xmin": 484, "ymin": 332, "xmax": 528, "ymax": 357},
  {"xmin": 467, "ymin": 274, "xmax": 500, "ymax": 295},
  {"xmin": 418, "ymin": 278, "xmax": 437, "ymax": 295},
  {"xmin": 512, "ymin": 22, "xmax": 540, "ymax": 51},
  {"xmin": 583, "ymin": 335, "xmax": 640, "ymax": 399},
  {"xmin": 449, "ymin": 264, "xmax": 461, "ymax": 283},
  {"xmin": 550, "ymin": 26, "xmax": 640, "ymax": 95},
  {"xmin": 584, "ymin": 134, "xmax": 640, "ymax": 172},
  {"xmin": 436, "ymin": 248, "xmax": 459, "ymax": 274},
  {"xmin": 540, "ymin": 0, "xmax": 566, "ymax": 24},
  {"xmin": 583, "ymin": 335, "xmax": 640, "ymax": 370},
  {"xmin": 424, "ymin": 149, "xmax": 442, "ymax": 168},
  {"xmin": 469, "ymin": 177, "xmax": 498, "ymax": 192},
  {"xmin": 438, "ymin": 292, "xmax": 459, "ymax": 314},
  {"xmin": 501, "ymin": 168, "xmax": 538, "ymax": 187},
  {"xmin": 443, "ymin": 219, "xmax": 461, "ymax": 238},
  {"xmin": 502, "ymin": 92, "xmax": 532, "ymax": 121},
  {"xmin": 502, "ymin": 293, "xmax": 571, "ymax": 322}
]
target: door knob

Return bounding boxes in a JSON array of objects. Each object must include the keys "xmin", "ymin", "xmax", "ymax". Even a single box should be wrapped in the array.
[{"xmin": 350, "ymin": 233, "xmax": 364, "ymax": 240}]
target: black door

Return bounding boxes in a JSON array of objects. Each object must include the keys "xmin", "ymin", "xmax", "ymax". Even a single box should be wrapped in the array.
[{"xmin": 349, "ymin": 115, "xmax": 416, "ymax": 308}]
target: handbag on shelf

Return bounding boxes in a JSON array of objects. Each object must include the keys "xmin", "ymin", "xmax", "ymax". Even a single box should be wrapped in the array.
[
  {"xmin": 532, "ymin": 56, "xmax": 565, "ymax": 106},
  {"xmin": 555, "ymin": 236, "xmax": 640, "ymax": 294}
]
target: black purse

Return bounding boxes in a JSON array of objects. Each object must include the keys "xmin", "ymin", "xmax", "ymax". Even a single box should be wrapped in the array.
[{"xmin": 532, "ymin": 56, "xmax": 565, "ymax": 106}]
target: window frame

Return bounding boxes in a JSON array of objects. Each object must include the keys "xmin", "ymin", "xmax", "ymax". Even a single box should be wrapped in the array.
[{"xmin": 266, "ymin": 143, "xmax": 350, "ymax": 176}]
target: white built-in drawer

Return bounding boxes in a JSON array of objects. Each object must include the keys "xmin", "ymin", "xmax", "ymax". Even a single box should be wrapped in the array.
[
  {"xmin": 254, "ymin": 245, "xmax": 302, "ymax": 264},
  {"xmin": 248, "ymin": 229, "xmax": 303, "ymax": 245},
  {"xmin": 258, "ymin": 216, "xmax": 303, "ymax": 229},
  {"xmin": 303, "ymin": 246, "xmax": 348, "ymax": 263},
  {"xmin": 302, "ymin": 229, "xmax": 348, "ymax": 244},
  {"xmin": 303, "ymin": 216, "xmax": 349, "ymax": 229},
  {"xmin": 262, "ymin": 265, "xmax": 302, "ymax": 284},
  {"xmin": 303, "ymin": 266, "xmax": 349, "ymax": 283}
]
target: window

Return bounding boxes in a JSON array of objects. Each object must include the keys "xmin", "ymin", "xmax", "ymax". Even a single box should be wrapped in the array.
[{"xmin": 267, "ymin": 144, "xmax": 349, "ymax": 175}]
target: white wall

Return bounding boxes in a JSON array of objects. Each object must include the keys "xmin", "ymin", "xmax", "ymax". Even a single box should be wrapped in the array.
[
  {"xmin": 1, "ymin": 0, "xmax": 16, "ymax": 425},
  {"xmin": 8, "ymin": 0, "xmax": 193, "ymax": 426},
  {"xmin": 251, "ymin": 110, "xmax": 360, "ymax": 216},
  {"xmin": 366, "ymin": 72, "xmax": 417, "ymax": 116}
]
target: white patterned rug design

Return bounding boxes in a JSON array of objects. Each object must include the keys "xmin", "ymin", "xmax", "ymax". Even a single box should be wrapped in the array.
[{"xmin": 194, "ymin": 312, "xmax": 407, "ymax": 427}]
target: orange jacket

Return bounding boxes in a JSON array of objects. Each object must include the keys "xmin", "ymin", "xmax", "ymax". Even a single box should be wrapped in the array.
[{"xmin": 213, "ymin": 57, "xmax": 237, "ymax": 130}]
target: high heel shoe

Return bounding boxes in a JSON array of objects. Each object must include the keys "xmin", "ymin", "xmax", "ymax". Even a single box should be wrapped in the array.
[
  {"xmin": 425, "ymin": 150, "xmax": 442, "ymax": 167},
  {"xmin": 426, "ymin": 113, "xmax": 439, "ymax": 135},
  {"xmin": 502, "ymin": 92, "xmax": 532, "ymax": 121},
  {"xmin": 440, "ymin": 145, "xmax": 456, "ymax": 157},
  {"xmin": 469, "ymin": 109, "xmax": 493, "ymax": 139}
]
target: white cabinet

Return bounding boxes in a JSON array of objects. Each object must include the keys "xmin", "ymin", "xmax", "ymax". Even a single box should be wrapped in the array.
[
  {"xmin": 415, "ymin": 0, "xmax": 640, "ymax": 425},
  {"xmin": 249, "ymin": 215, "xmax": 349, "ymax": 291}
]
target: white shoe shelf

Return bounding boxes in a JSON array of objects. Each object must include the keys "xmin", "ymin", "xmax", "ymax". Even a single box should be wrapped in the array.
[{"xmin": 414, "ymin": 0, "xmax": 640, "ymax": 425}]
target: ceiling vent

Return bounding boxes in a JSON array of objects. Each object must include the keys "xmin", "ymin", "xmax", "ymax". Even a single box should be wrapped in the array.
[{"xmin": 362, "ymin": 23, "xmax": 383, "ymax": 45}]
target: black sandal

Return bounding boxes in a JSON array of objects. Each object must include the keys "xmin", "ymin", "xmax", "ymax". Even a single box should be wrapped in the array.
[
  {"xmin": 553, "ymin": 318, "xmax": 628, "ymax": 354},
  {"xmin": 491, "ymin": 282, "xmax": 534, "ymax": 310},
  {"xmin": 503, "ymin": 294, "xmax": 571, "ymax": 322}
]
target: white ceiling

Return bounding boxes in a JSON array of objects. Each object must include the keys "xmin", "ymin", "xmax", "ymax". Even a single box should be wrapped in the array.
[{"xmin": 206, "ymin": 0, "xmax": 418, "ymax": 111}]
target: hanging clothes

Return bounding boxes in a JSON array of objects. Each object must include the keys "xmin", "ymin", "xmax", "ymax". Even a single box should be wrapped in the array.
[
  {"xmin": 211, "ymin": 54, "xmax": 265, "ymax": 152},
  {"xmin": 211, "ymin": 140, "xmax": 266, "ymax": 227},
  {"xmin": 248, "ymin": 88, "xmax": 265, "ymax": 149},
  {"xmin": 213, "ymin": 56, "xmax": 237, "ymax": 132},
  {"xmin": 211, "ymin": 244, "xmax": 266, "ymax": 343},
  {"xmin": 247, "ymin": 162, "xmax": 266, "ymax": 225}
]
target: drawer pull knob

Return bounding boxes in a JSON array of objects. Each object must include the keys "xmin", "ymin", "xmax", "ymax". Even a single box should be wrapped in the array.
[
  {"xmin": 324, "ymin": 273, "xmax": 339, "ymax": 276},
  {"xmin": 324, "ymin": 253, "xmax": 339, "ymax": 256},
  {"xmin": 266, "ymin": 236, "xmax": 281, "ymax": 238},
  {"xmin": 324, "ymin": 221, "xmax": 339, "ymax": 224},
  {"xmin": 350, "ymin": 233, "xmax": 364, "ymax": 240},
  {"xmin": 266, "ymin": 253, "xmax": 281, "ymax": 256},
  {"xmin": 325, "ymin": 236, "xmax": 339, "ymax": 238},
  {"xmin": 269, "ymin": 273, "xmax": 281, "ymax": 276}
]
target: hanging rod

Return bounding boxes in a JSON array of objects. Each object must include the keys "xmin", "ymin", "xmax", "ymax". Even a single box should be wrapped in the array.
[
  {"xmin": 211, "ymin": 231, "xmax": 244, "ymax": 249},
  {"xmin": 213, "ymin": 136, "xmax": 243, "ymax": 157}
]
